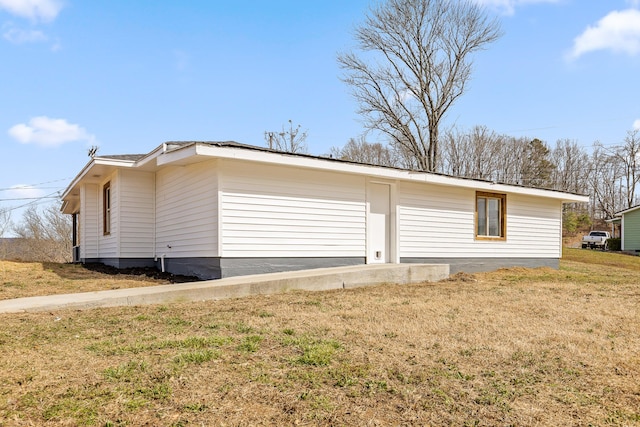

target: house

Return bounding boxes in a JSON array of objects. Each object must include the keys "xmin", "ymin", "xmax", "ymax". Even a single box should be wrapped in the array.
[
  {"xmin": 607, "ymin": 205, "xmax": 640, "ymax": 252},
  {"xmin": 60, "ymin": 141, "xmax": 589, "ymax": 279}
]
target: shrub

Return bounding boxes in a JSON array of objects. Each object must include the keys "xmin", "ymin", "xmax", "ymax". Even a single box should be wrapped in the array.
[
  {"xmin": 563, "ymin": 211, "xmax": 578, "ymax": 235},
  {"xmin": 607, "ymin": 238, "xmax": 621, "ymax": 251}
]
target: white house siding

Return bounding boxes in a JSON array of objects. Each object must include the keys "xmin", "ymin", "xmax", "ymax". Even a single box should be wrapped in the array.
[
  {"xmin": 155, "ymin": 161, "xmax": 218, "ymax": 258},
  {"xmin": 219, "ymin": 160, "xmax": 366, "ymax": 258},
  {"xmin": 399, "ymin": 182, "xmax": 562, "ymax": 259},
  {"xmin": 98, "ymin": 173, "xmax": 118, "ymax": 258},
  {"xmin": 399, "ymin": 182, "xmax": 474, "ymax": 258},
  {"xmin": 118, "ymin": 170, "xmax": 155, "ymax": 258},
  {"xmin": 505, "ymin": 194, "xmax": 562, "ymax": 258},
  {"xmin": 79, "ymin": 183, "xmax": 98, "ymax": 259}
]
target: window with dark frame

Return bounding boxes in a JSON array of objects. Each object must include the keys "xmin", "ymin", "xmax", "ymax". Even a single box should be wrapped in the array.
[
  {"xmin": 476, "ymin": 191, "xmax": 506, "ymax": 240},
  {"xmin": 103, "ymin": 181, "xmax": 111, "ymax": 235}
]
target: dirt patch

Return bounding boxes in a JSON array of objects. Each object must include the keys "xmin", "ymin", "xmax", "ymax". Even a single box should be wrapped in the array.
[
  {"xmin": 81, "ymin": 263, "xmax": 200, "ymax": 283},
  {"xmin": 444, "ymin": 271, "xmax": 477, "ymax": 282}
]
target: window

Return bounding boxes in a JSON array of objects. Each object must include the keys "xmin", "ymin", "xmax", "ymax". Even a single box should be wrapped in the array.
[
  {"xmin": 476, "ymin": 191, "xmax": 506, "ymax": 239},
  {"xmin": 103, "ymin": 182, "xmax": 111, "ymax": 235}
]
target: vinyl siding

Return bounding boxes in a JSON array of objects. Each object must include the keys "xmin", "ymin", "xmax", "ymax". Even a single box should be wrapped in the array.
[
  {"xmin": 80, "ymin": 183, "xmax": 98, "ymax": 258},
  {"xmin": 98, "ymin": 173, "xmax": 118, "ymax": 257},
  {"xmin": 399, "ymin": 182, "xmax": 562, "ymax": 258},
  {"xmin": 155, "ymin": 161, "xmax": 218, "ymax": 257},
  {"xmin": 219, "ymin": 160, "xmax": 366, "ymax": 258},
  {"xmin": 623, "ymin": 209, "xmax": 640, "ymax": 250},
  {"xmin": 119, "ymin": 170, "xmax": 155, "ymax": 257},
  {"xmin": 506, "ymin": 194, "xmax": 562, "ymax": 257}
]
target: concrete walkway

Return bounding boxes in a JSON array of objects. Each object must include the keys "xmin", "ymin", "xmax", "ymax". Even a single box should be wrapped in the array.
[{"xmin": 0, "ymin": 263, "xmax": 449, "ymax": 313}]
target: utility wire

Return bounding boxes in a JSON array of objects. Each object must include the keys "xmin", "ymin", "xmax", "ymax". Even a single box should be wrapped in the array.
[
  {"xmin": 0, "ymin": 191, "xmax": 62, "ymax": 214},
  {"xmin": 0, "ymin": 177, "xmax": 71, "ymax": 192},
  {"xmin": 0, "ymin": 196, "xmax": 60, "ymax": 202}
]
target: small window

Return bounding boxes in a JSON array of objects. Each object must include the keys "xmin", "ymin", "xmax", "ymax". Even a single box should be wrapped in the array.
[
  {"xmin": 476, "ymin": 191, "xmax": 506, "ymax": 240},
  {"xmin": 103, "ymin": 181, "xmax": 111, "ymax": 235}
]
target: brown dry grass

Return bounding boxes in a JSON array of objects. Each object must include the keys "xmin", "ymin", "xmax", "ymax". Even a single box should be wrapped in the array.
[
  {"xmin": 1, "ymin": 252, "xmax": 639, "ymax": 426},
  {"xmin": 0, "ymin": 261, "xmax": 170, "ymax": 301}
]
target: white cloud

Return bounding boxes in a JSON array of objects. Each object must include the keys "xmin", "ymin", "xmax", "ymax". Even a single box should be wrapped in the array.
[
  {"xmin": 8, "ymin": 116, "xmax": 96, "ymax": 148},
  {"xmin": 2, "ymin": 24, "xmax": 46, "ymax": 43},
  {"xmin": 634, "ymin": 119, "xmax": 640, "ymax": 130},
  {"xmin": 568, "ymin": 9, "xmax": 640, "ymax": 60},
  {"xmin": 0, "ymin": 0, "xmax": 64, "ymax": 23},
  {"xmin": 6, "ymin": 185, "xmax": 45, "ymax": 200},
  {"xmin": 473, "ymin": 0, "xmax": 561, "ymax": 15}
]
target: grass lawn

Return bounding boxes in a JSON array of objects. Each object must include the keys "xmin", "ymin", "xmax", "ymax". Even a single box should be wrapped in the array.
[
  {"xmin": 0, "ymin": 261, "xmax": 174, "ymax": 301},
  {"xmin": 0, "ymin": 250, "xmax": 639, "ymax": 426}
]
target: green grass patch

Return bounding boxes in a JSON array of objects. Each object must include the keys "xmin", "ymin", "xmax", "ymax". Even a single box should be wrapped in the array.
[
  {"xmin": 282, "ymin": 335, "xmax": 342, "ymax": 366},
  {"xmin": 103, "ymin": 360, "xmax": 147, "ymax": 381},
  {"xmin": 237, "ymin": 335, "xmax": 263, "ymax": 353},
  {"xmin": 563, "ymin": 247, "xmax": 640, "ymax": 271},
  {"xmin": 173, "ymin": 349, "xmax": 219, "ymax": 365}
]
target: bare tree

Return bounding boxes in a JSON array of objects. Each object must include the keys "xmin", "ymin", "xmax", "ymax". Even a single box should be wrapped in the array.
[
  {"xmin": 550, "ymin": 139, "xmax": 590, "ymax": 194},
  {"xmin": 589, "ymin": 142, "xmax": 624, "ymax": 220},
  {"xmin": 338, "ymin": 0, "xmax": 501, "ymax": 172},
  {"xmin": 0, "ymin": 208, "xmax": 11, "ymax": 260},
  {"xmin": 0, "ymin": 208, "xmax": 10, "ymax": 238},
  {"xmin": 498, "ymin": 136, "xmax": 529, "ymax": 185},
  {"xmin": 611, "ymin": 129, "xmax": 640, "ymax": 209},
  {"xmin": 441, "ymin": 127, "xmax": 532, "ymax": 185},
  {"xmin": 329, "ymin": 136, "xmax": 401, "ymax": 167},
  {"xmin": 264, "ymin": 120, "xmax": 309, "ymax": 154},
  {"xmin": 12, "ymin": 204, "xmax": 72, "ymax": 263}
]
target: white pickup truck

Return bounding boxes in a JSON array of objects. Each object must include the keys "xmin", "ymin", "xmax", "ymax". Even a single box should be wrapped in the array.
[{"xmin": 581, "ymin": 231, "xmax": 611, "ymax": 250}]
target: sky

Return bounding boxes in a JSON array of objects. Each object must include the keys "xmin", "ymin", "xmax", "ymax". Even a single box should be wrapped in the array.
[{"xmin": 1, "ymin": 0, "xmax": 640, "ymax": 230}]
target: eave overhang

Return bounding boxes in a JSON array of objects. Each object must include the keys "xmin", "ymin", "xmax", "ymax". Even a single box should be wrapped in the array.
[
  {"xmin": 60, "ymin": 140, "xmax": 590, "ymax": 215},
  {"xmin": 157, "ymin": 142, "xmax": 590, "ymax": 204},
  {"xmin": 60, "ymin": 157, "xmax": 140, "ymax": 214}
]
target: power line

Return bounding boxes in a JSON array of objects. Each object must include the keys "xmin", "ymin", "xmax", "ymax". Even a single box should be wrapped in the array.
[
  {"xmin": 0, "ymin": 196, "xmax": 60, "ymax": 202},
  {"xmin": 0, "ymin": 177, "xmax": 72, "ymax": 192},
  {"xmin": 0, "ymin": 191, "xmax": 62, "ymax": 214}
]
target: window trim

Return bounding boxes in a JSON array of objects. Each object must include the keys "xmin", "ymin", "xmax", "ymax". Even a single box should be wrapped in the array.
[
  {"xmin": 103, "ymin": 181, "xmax": 111, "ymax": 236},
  {"xmin": 475, "ymin": 191, "xmax": 506, "ymax": 241}
]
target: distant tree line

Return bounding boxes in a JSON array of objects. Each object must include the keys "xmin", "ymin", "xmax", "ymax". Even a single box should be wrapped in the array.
[
  {"xmin": 0, "ymin": 204, "xmax": 71, "ymax": 263},
  {"xmin": 330, "ymin": 128, "xmax": 640, "ymax": 227}
]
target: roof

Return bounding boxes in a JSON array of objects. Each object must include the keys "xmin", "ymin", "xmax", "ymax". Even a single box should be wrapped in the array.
[
  {"xmin": 612, "ymin": 204, "xmax": 640, "ymax": 217},
  {"xmin": 162, "ymin": 141, "xmax": 589, "ymax": 196},
  {"xmin": 97, "ymin": 154, "xmax": 146, "ymax": 161},
  {"xmin": 60, "ymin": 141, "xmax": 590, "ymax": 214}
]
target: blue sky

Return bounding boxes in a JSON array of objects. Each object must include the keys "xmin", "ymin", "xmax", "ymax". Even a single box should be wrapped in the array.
[{"xmin": 1, "ymin": 0, "xmax": 640, "ymax": 226}]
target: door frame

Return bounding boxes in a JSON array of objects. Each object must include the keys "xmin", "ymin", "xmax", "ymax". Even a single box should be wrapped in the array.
[{"xmin": 366, "ymin": 179, "xmax": 398, "ymax": 264}]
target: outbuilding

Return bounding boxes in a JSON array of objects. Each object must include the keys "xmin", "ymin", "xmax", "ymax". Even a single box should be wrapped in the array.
[
  {"xmin": 607, "ymin": 205, "xmax": 640, "ymax": 252},
  {"xmin": 60, "ymin": 141, "xmax": 588, "ymax": 279}
]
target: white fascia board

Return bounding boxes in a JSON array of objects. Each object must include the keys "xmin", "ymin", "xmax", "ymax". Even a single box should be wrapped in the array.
[
  {"xmin": 157, "ymin": 143, "xmax": 589, "ymax": 204},
  {"xmin": 156, "ymin": 143, "xmax": 199, "ymax": 166},
  {"xmin": 60, "ymin": 157, "xmax": 138, "ymax": 200},
  {"xmin": 135, "ymin": 144, "xmax": 166, "ymax": 168}
]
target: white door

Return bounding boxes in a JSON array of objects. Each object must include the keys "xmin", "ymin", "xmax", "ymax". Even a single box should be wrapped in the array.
[{"xmin": 368, "ymin": 183, "xmax": 390, "ymax": 263}]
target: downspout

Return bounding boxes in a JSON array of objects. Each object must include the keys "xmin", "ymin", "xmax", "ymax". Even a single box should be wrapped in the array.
[{"xmin": 154, "ymin": 253, "xmax": 166, "ymax": 272}]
